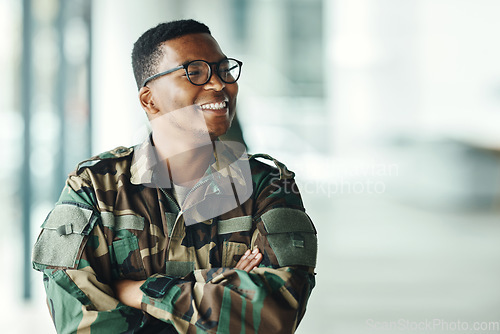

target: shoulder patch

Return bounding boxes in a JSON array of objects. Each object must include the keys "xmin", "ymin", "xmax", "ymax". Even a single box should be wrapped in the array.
[
  {"xmin": 32, "ymin": 203, "xmax": 98, "ymax": 270},
  {"xmin": 259, "ymin": 207, "xmax": 317, "ymax": 268},
  {"xmin": 249, "ymin": 153, "xmax": 295, "ymax": 179}
]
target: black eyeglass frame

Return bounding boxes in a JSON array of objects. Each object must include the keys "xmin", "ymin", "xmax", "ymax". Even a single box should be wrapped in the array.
[{"xmin": 141, "ymin": 58, "xmax": 243, "ymax": 88}]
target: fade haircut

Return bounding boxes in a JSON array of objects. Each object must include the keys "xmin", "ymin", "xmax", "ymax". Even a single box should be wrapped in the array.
[{"xmin": 132, "ymin": 19, "xmax": 211, "ymax": 89}]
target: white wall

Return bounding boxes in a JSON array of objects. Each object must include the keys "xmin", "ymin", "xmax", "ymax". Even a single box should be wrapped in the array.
[
  {"xmin": 91, "ymin": 0, "xmax": 176, "ymax": 153},
  {"xmin": 326, "ymin": 0, "xmax": 500, "ymax": 156}
]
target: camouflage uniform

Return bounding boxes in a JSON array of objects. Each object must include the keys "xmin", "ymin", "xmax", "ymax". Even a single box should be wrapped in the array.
[{"xmin": 32, "ymin": 141, "xmax": 317, "ymax": 334}]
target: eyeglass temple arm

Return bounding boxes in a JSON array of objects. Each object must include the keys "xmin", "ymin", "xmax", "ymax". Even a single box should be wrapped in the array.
[{"xmin": 142, "ymin": 65, "xmax": 184, "ymax": 87}]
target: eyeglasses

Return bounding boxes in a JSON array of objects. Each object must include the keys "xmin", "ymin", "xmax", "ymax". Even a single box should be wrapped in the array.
[{"xmin": 142, "ymin": 58, "xmax": 243, "ymax": 87}]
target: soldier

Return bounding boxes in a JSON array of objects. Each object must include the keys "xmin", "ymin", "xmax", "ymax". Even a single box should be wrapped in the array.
[{"xmin": 32, "ymin": 19, "xmax": 317, "ymax": 333}]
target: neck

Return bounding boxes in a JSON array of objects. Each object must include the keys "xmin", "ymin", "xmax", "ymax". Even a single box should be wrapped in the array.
[{"xmin": 152, "ymin": 133, "xmax": 216, "ymax": 187}]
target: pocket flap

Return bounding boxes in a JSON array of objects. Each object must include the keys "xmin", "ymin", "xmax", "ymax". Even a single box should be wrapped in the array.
[
  {"xmin": 260, "ymin": 208, "xmax": 315, "ymax": 234},
  {"xmin": 42, "ymin": 204, "xmax": 94, "ymax": 235}
]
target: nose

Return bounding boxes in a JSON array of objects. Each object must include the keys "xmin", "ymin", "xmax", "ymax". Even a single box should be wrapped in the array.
[{"xmin": 204, "ymin": 70, "xmax": 225, "ymax": 91}]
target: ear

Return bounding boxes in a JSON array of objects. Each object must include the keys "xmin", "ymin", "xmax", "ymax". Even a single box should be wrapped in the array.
[{"xmin": 139, "ymin": 86, "xmax": 159, "ymax": 116}]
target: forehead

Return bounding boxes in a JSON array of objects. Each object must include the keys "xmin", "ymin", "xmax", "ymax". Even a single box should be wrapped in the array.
[{"xmin": 160, "ymin": 33, "xmax": 225, "ymax": 67}]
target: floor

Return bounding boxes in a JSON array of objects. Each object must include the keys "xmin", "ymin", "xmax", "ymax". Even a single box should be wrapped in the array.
[{"xmin": 297, "ymin": 193, "xmax": 500, "ymax": 333}]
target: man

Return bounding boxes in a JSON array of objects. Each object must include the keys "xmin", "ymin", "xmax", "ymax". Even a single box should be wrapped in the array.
[{"xmin": 32, "ymin": 19, "xmax": 317, "ymax": 333}]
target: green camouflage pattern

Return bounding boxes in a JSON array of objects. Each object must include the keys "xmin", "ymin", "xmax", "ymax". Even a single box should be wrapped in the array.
[{"xmin": 32, "ymin": 143, "xmax": 317, "ymax": 333}]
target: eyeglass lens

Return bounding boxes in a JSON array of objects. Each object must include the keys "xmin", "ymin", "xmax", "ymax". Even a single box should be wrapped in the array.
[{"xmin": 187, "ymin": 59, "xmax": 240, "ymax": 85}]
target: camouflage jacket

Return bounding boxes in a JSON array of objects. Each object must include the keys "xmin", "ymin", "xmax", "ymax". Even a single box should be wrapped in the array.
[{"xmin": 32, "ymin": 141, "xmax": 317, "ymax": 334}]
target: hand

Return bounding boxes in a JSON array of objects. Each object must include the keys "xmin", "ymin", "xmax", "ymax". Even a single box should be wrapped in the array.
[
  {"xmin": 235, "ymin": 248, "xmax": 263, "ymax": 272},
  {"xmin": 113, "ymin": 279, "xmax": 145, "ymax": 309}
]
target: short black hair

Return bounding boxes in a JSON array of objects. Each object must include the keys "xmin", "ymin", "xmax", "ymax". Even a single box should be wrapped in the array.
[{"xmin": 132, "ymin": 19, "xmax": 211, "ymax": 89}]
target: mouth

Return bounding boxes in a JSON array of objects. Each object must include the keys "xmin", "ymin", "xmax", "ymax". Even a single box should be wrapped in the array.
[{"xmin": 199, "ymin": 100, "xmax": 228, "ymax": 115}]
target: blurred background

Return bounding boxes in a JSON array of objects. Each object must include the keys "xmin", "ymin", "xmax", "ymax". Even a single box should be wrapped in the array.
[{"xmin": 1, "ymin": 0, "xmax": 500, "ymax": 333}]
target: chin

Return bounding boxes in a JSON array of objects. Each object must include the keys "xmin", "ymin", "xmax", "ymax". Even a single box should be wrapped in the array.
[
  {"xmin": 209, "ymin": 127, "xmax": 229, "ymax": 141},
  {"xmin": 208, "ymin": 118, "xmax": 233, "ymax": 140}
]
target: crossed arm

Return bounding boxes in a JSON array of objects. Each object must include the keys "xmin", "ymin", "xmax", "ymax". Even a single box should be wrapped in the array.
[{"xmin": 114, "ymin": 248, "xmax": 263, "ymax": 309}]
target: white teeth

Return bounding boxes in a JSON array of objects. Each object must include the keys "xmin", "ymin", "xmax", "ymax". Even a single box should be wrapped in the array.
[{"xmin": 200, "ymin": 101, "xmax": 226, "ymax": 110}]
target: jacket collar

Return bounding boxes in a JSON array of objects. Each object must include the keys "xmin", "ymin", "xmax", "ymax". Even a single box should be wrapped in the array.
[{"xmin": 130, "ymin": 134, "xmax": 250, "ymax": 195}]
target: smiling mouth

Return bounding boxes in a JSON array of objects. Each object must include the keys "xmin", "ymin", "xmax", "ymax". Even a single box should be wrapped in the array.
[{"xmin": 199, "ymin": 101, "xmax": 227, "ymax": 111}]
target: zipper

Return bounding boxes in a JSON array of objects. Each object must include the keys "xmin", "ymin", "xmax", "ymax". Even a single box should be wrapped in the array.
[
  {"xmin": 159, "ymin": 188, "xmax": 182, "ymax": 259},
  {"xmin": 182, "ymin": 177, "xmax": 212, "ymax": 208},
  {"xmin": 160, "ymin": 177, "xmax": 215, "ymax": 261},
  {"xmin": 159, "ymin": 187, "xmax": 180, "ymax": 211}
]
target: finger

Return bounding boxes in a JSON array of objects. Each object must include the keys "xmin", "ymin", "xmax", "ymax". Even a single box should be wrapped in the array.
[
  {"xmin": 252, "ymin": 252, "xmax": 263, "ymax": 266},
  {"xmin": 243, "ymin": 252, "xmax": 262, "ymax": 272},
  {"xmin": 235, "ymin": 248, "xmax": 259, "ymax": 271},
  {"xmin": 237, "ymin": 249, "xmax": 258, "ymax": 270},
  {"xmin": 235, "ymin": 249, "xmax": 251, "ymax": 270},
  {"xmin": 241, "ymin": 249, "xmax": 261, "ymax": 272}
]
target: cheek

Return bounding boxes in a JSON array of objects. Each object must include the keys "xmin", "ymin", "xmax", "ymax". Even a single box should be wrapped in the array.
[
  {"xmin": 227, "ymin": 84, "xmax": 239, "ymax": 104},
  {"xmin": 157, "ymin": 83, "xmax": 199, "ymax": 111}
]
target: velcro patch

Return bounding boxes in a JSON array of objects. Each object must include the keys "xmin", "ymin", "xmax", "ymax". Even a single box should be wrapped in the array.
[
  {"xmin": 165, "ymin": 261, "xmax": 195, "ymax": 277},
  {"xmin": 217, "ymin": 215, "xmax": 252, "ymax": 234},
  {"xmin": 32, "ymin": 204, "xmax": 96, "ymax": 269},
  {"xmin": 165, "ymin": 212, "xmax": 177, "ymax": 237},
  {"xmin": 101, "ymin": 212, "xmax": 145, "ymax": 231}
]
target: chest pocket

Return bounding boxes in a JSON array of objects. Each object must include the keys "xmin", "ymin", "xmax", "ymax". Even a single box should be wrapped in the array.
[
  {"xmin": 102, "ymin": 212, "xmax": 147, "ymax": 280},
  {"xmin": 217, "ymin": 216, "xmax": 253, "ymax": 268}
]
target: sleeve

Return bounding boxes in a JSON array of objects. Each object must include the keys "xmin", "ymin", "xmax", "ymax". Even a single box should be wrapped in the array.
[
  {"xmin": 137, "ymin": 165, "xmax": 318, "ymax": 334},
  {"xmin": 31, "ymin": 173, "xmax": 152, "ymax": 333},
  {"xmin": 139, "ymin": 266, "xmax": 314, "ymax": 333}
]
